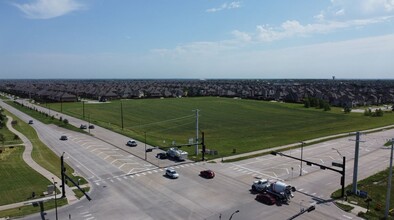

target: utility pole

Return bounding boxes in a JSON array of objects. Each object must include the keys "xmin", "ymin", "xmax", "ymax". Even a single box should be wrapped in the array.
[
  {"xmin": 144, "ymin": 132, "xmax": 147, "ymax": 160},
  {"xmin": 300, "ymin": 141, "xmax": 304, "ymax": 176},
  {"xmin": 82, "ymin": 100, "xmax": 85, "ymax": 119},
  {"xmin": 194, "ymin": 109, "xmax": 200, "ymax": 155},
  {"xmin": 385, "ymin": 138, "xmax": 394, "ymax": 219},
  {"xmin": 120, "ymin": 101, "xmax": 124, "ymax": 130},
  {"xmin": 352, "ymin": 131, "xmax": 361, "ymax": 194}
]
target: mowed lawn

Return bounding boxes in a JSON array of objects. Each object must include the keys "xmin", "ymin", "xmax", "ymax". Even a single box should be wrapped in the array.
[
  {"xmin": 46, "ymin": 97, "xmax": 394, "ymax": 157},
  {"xmin": 0, "ymin": 146, "xmax": 50, "ymax": 206}
]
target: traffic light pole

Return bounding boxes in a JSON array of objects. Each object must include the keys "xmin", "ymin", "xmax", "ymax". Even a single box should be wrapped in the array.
[
  {"xmin": 60, "ymin": 153, "xmax": 92, "ymax": 201},
  {"xmin": 61, "ymin": 153, "xmax": 66, "ymax": 198},
  {"xmin": 271, "ymin": 151, "xmax": 346, "ymax": 198}
]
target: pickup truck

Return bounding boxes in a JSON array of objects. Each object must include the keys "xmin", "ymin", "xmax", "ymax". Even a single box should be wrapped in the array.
[{"xmin": 251, "ymin": 179, "xmax": 269, "ymax": 192}]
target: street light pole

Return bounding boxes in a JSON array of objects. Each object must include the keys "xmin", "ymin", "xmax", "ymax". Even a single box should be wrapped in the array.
[
  {"xmin": 52, "ymin": 177, "xmax": 58, "ymax": 220},
  {"xmin": 300, "ymin": 142, "xmax": 304, "ymax": 176},
  {"xmin": 144, "ymin": 132, "xmax": 147, "ymax": 160},
  {"xmin": 384, "ymin": 138, "xmax": 394, "ymax": 219}
]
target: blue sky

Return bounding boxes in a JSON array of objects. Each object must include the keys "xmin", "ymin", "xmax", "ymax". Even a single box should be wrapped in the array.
[{"xmin": 1, "ymin": 0, "xmax": 394, "ymax": 79}]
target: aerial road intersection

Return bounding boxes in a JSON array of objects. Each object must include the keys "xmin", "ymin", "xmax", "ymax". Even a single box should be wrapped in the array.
[{"xmin": 1, "ymin": 99, "xmax": 393, "ymax": 220}]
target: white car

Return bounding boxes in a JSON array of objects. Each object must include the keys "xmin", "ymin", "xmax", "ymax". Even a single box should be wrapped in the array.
[
  {"xmin": 165, "ymin": 168, "xmax": 179, "ymax": 179},
  {"xmin": 126, "ymin": 140, "xmax": 137, "ymax": 147}
]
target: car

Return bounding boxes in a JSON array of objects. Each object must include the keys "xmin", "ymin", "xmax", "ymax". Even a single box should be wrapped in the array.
[
  {"xmin": 60, "ymin": 135, "xmax": 68, "ymax": 141},
  {"xmin": 165, "ymin": 168, "xmax": 179, "ymax": 179},
  {"xmin": 126, "ymin": 140, "xmax": 137, "ymax": 147},
  {"xmin": 80, "ymin": 124, "xmax": 87, "ymax": 129},
  {"xmin": 88, "ymin": 125, "xmax": 95, "ymax": 129},
  {"xmin": 156, "ymin": 153, "xmax": 167, "ymax": 159},
  {"xmin": 255, "ymin": 193, "xmax": 276, "ymax": 205},
  {"xmin": 28, "ymin": 120, "xmax": 33, "ymax": 124},
  {"xmin": 200, "ymin": 170, "xmax": 215, "ymax": 178}
]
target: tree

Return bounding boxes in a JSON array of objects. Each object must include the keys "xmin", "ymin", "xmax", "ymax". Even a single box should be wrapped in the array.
[
  {"xmin": 344, "ymin": 106, "xmax": 351, "ymax": 113},
  {"xmin": 364, "ymin": 109, "xmax": 371, "ymax": 116},
  {"xmin": 323, "ymin": 103, "xmax": 331, "ymax": 111},
  {"xmin": 303, "ymin": 99, "xmax": 310, "ymax": 108},
  {"xmin": 63, "ymin": 119, "xmax": 69, "ymax": 124}
]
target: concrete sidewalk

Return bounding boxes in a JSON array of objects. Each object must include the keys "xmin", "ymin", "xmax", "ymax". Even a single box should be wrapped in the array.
[
  {"xmin": 212, "ymin": 124, "xmax": 394, "ymax": 162},
  {"xmin": 0, "ymin": 116, "xmax": 78, "ymax": 212},
  {"xmin": 335, "ymin": 199, "xmax": 368, "ymax": 216}
]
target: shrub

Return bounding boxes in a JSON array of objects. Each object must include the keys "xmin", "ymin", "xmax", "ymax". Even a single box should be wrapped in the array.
[{"xmin": 63, "ymin": 119, "xmax": 69, "ymax": 124}]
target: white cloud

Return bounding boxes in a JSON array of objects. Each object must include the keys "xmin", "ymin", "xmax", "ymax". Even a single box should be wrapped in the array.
[
  {"xmin": 255, "ymin": 16, "xmax": 392, "ymax": 42},
  {"xmin": 206, "ymin": 1, "xmax": 241, "ymax": 13},
  {"xmin": 231, "ymin": 30, "xmax": 252, "ymax": 42},
  {"xmin": 13, "ymin": 0, "xmax": 85, "ymax": 19},
  {"xmin": 322, "ymin": 0, "xmax": 394, "ymax": 19}
]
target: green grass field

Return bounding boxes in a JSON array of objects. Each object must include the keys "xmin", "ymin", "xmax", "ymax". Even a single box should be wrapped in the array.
[
  {"xmin": 42, "ymin": 97, "xmax": 394, "ymax": 158},
  {"xmin": 0, "ymin": 146, "xmax": 51, "ymax": 206},
  {"xmin": 4, "ymin": 109, "xmax": 87, "ymax": 187},
  {"xmin": 332, "ymin": 167, "xmax": 394, "ymax": 219}
]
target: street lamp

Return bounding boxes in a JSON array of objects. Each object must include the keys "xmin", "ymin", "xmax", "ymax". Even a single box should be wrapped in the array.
[
  {"xmin": 300, "ymin": 141, "xmax": 305, "ymax": 176},
  {"xmin": 144, "ymin": 131, "xmax": 147, "ymax": 160},
  {"xmin": 88, "ymin": 113, "xmax": 91, "ymax": 134},
  {"xmin": 229, "ymin": 210, "xmax": 239, "ymax": 220},
  {"xmin": 52, "ymin": 177, "xmax": 58, "ymax": 220}
]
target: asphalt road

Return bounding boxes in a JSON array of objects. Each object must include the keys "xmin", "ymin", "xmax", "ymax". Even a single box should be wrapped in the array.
[{"xmin": 1, "ymin": 98, "xmax": 393, "ymax": 220}]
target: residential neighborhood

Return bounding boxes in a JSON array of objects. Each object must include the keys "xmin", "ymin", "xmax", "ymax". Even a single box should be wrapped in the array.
[{"xmin": 0, "ymin": 79, "xmax": 393, "ymax": 107}]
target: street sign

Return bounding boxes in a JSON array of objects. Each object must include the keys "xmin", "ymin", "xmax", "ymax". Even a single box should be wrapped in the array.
[{"xmin": 332, "ymin": 162, "xmax": 344, "ymax": 168}]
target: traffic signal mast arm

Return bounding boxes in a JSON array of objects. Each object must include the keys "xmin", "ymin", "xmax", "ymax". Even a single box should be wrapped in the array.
[{"xmin": 270, "ymin": 151, "xmax": 343, "ymax": 174}]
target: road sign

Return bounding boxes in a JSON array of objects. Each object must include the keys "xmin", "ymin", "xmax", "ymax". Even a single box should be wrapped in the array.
[{"xmin": 332, "ymin": 162, "xmax": 344, "ymax": 168}]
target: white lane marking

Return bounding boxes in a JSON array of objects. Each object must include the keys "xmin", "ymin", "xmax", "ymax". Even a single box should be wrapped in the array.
[
  {"xmin": 95, "ymin": 182, "xmax": 100, "ymax": 186},
  {"xmin": 136, "ymin": 174, "xmax": 140, "ymax": 177},
  {"xmin": 86, "ymin": 217, "xmax": 95, "ymax": 220},
  {"xmin": 80, "ymin": 211, "xmax": 89, "ymax": 215},
  {"xmin": 123, "ymin": 176, "xmax": 128, "ymax": 179},
  {"xmin": 65, "ymin": 153, "xmax": 102, "ymax": 180},
  {"xmin": 320, "ymin": 159, "xmax": 324, "ymax": 164},
  {"xmin": 148, "ymin": 171, "xmax": 152, "ymax": 174},
  {"xmin": 110, "ymin": 179, "xmax": 114, "ymax": 183},
  {"xmin": 142, "ymin": 173, "xmax": 146, "ymax": 175},
  {"xmin": 342, "ymin": 214, "xmax": 353, "ymax": 219},
  {"xmin": 153, "ymin": 170, "xmax": 158, "ymax": 173},
  {"xmin": 159, "ymin": 169, "xmax": 163, "ymax": 172},
  {"xmin": 83, "ymin": 214, "xmax": 92, "ymax": 217},
  {"xmin": 312, "ymin": 193, "xmax": 316, "ymax": 196},
  {"xmin": 117, "ymin": 178, "xmax": 122, "ymax": 181},
  {"xmin": 298, "ymin": 188, "xmax": 304, "ymax": 191}
]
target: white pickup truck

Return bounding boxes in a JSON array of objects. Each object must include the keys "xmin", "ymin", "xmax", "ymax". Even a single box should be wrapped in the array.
[{"xmin": 251, "ymin": 179, "xmax": 269, "ymax": 192}]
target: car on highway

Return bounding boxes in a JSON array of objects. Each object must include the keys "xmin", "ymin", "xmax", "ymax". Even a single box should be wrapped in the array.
[
  {"xmin": 200, "ymin": 170, "xmax": 215, "ymax": 178},
  {"xmin": 60, "ymin": 135, "xmax": 68, "ymax": 141},
  {"xmin": 126, "ymin": 140, "xmax": 137, "ymax": 147},
  {"xmin": 28, "ymin": 120, "xmax": 33, "ymax": 124},
  {"xmin": 80, "ymin": 124, "xmax": 87, "ymax": 129},
  {"xmin": 88, "ymin": 125, "xmax": 95, "ymax": 129},
  {"xmin": 165, "ymin": 168, "xmax": 179, "ymax": 179},
  {"xmin": 156, "ymin": 153, "xmax": 167, "ymax": 159},
  {"xmin": 255, "ymin": 193, "xmax": 276, "ymax": 205}
]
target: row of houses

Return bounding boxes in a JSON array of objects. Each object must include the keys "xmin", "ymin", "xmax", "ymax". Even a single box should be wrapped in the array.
[{"xmin": 0, "ymin": 79, "xmax": 393, "ymax": 107}]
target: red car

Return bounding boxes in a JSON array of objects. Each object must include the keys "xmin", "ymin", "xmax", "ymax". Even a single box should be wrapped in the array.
[
  {"xmin": 255, "ymin": 193, "xmax": 276, "ymax": 205},
  {"xmin": 200, "ymin": 170, "xmax": 215, "ymax": 178}
]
